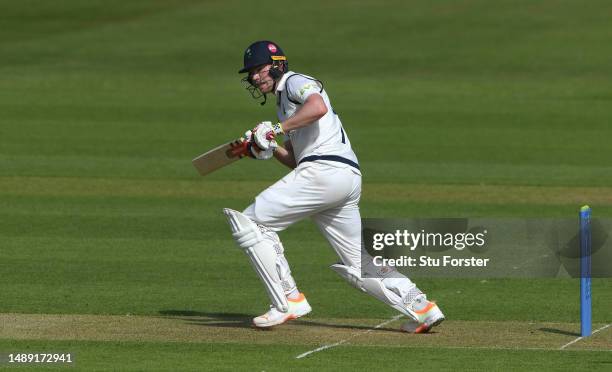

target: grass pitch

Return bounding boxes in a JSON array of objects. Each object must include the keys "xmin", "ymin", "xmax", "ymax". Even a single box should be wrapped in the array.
[{"xmin": 1, "ymin": 0, "xmax": 612, "ymax": 370}]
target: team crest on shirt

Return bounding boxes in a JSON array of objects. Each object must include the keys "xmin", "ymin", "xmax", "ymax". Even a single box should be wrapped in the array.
[
  {"xmin": 299, "ymin": 83, "xmax": 318, "ymax": 97},
  {"xmin": 268, "ymin": 44, "xmax": 277, "ymax": 53}
]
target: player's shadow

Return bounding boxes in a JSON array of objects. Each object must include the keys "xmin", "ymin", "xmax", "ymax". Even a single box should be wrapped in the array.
[
  {"xmin": 538, "ymin": 327, "xmax": 581, "ymax": 337},
  {"xmin": 158, "ymin": 310, "xmax": 402, "ymax": 332},
  {"xmin": 159, "ymin": 310, "xmax": 253, "ymax": 328},
  {"xmin": 294, "ymin": 319, "xmax": 403, "ymax": 333}
]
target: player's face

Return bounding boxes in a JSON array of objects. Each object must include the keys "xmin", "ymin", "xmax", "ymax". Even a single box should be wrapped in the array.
[{"xmin": 249, "ymin": 64, "xmax": 275, "ymax": 94}]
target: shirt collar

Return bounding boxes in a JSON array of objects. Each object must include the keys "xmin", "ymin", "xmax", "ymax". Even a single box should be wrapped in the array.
[{"xmin": 275, "ymin": 71, "xmax": 294, "ymax": 94}]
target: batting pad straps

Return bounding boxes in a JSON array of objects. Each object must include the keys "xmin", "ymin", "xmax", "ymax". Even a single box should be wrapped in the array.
[
  {"xmin": 223, "ymin": 208, "xmax": 291, "ymax": 312},
  {"xmin": 330, "ymin": 263, "xmax": 420, "ymax": 322}
]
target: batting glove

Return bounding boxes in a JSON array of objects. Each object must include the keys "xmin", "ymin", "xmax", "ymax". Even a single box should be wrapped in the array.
[
  {"xmin": 252, "ymin": 121, "xmax": 284, "ymax": 151},
  {"xmin": 243, "ymin": 130, "xmax": 277, "ymax": 160}
]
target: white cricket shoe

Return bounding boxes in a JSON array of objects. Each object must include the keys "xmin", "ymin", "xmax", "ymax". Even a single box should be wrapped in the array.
[
  {"xmin": 400, "ymin": 295, "xmax": 445, "ymax": 333},
  {"xmin": 253, "ymin": 293, "xmax": 312, "ymax": 328}
]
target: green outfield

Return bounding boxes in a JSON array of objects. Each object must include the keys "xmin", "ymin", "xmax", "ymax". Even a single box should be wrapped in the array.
[{"xmin": 1, "ymin": 0, "xmax": 611, "ymax": 370}]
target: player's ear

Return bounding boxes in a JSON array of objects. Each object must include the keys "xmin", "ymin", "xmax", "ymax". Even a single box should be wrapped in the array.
[{"xmin": 269, "ymin": 66, "xmax": 282, "ymax": 80}]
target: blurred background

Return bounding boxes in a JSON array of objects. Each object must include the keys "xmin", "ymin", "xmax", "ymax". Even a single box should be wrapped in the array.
[{"xmin": 2, "ymin": 0, "xmax": 611, "ymax": 192}]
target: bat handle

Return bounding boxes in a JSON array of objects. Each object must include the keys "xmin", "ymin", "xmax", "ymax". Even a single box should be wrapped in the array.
[{"xmin": 229, "ymin": 138, "xmax": 250, "ymax": 157}]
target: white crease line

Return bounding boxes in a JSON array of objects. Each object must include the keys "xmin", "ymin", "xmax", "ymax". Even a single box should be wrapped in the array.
[
  {"xmin": 560, "ymin": 323, "xmax": 612, "ymax": 350},
  {"xmin": 511, "ymin": 254, "xmax": 550, "ymax": 271},
  {"xmin": 295, "ymin": 314, "xmax": 404, "ymax": 359}
]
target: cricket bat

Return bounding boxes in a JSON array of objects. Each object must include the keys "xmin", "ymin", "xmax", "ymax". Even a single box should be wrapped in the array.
[{"xmin": 192, "ymin": 138, "xmax": 250, "ymax": 176}]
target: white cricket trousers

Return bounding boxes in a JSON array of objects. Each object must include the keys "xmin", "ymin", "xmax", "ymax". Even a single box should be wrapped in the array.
[{"xmin": 243, "ymin": 161, "xmax": 362, "ymax": 268}]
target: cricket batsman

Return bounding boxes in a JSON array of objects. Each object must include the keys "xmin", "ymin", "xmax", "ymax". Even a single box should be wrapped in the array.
[{"xmin": 224, "ymin": 40, "xmax": 445, "ymax": 333}]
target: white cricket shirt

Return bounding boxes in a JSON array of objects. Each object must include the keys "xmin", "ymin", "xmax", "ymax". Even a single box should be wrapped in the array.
[{"xmin": 275, "ymin": 71, "xmax": 360, "ymax": 171}]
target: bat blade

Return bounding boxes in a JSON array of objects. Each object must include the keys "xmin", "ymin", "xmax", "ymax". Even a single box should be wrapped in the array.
[{"xmin": 192, "ymin": 139, "xmax": 248, "ymax": 176}]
